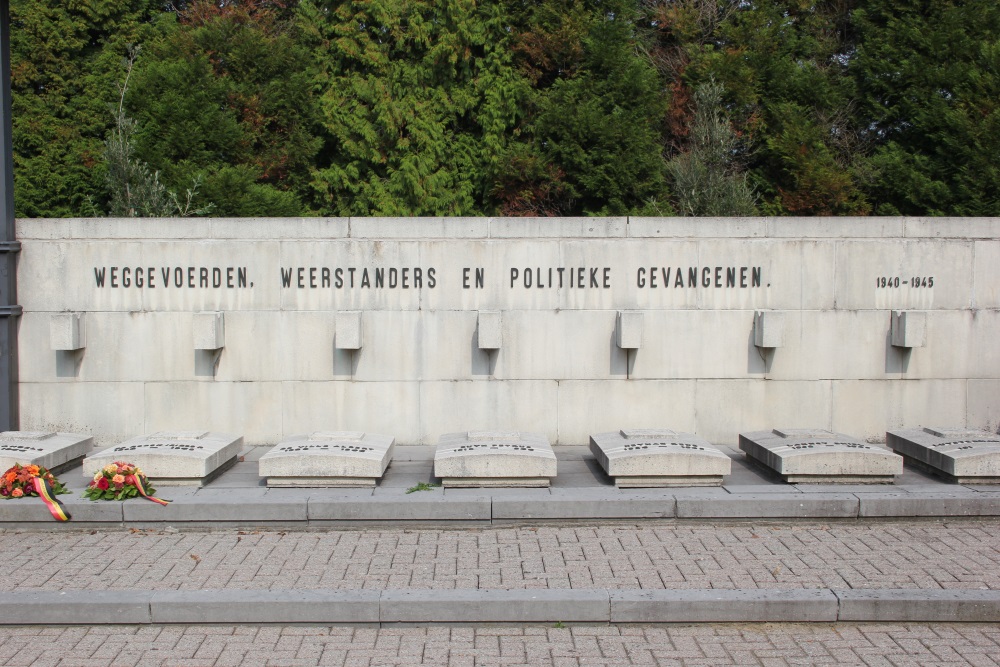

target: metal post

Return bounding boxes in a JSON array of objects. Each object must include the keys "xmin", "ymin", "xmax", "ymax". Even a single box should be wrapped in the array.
[{"xmin": 0, "ymin": 0, "xmax": 21, "ymax": 431}]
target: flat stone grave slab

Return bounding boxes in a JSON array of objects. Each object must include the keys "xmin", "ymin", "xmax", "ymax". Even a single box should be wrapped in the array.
[
  {"xmin": 589, "ymin": 429, "xmax": 731, "ymax": 487},
  {"xmin": 887, "ymin": 427, "xmax": 1000, "ymax": 483},
  {"xmin": 434, "ymin": 431, "xmax": 557, "ymax": 488},
  {"xmin": 739, "ymin": 429, "xmax": 903, "ymax": 483},
  {"xmin": 258, "ymin": 432, "xmax": 394, "ymax": 487},
  {"xmin": 0, "ymin": 431, "xmax": 93, "ymax": 474},
  {"xmin": 83, "ymin": 431, "xmax": 242, "ymax": 486}
]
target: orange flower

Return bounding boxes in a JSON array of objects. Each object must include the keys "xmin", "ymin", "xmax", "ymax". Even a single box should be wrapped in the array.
[
  {"xmin": 11, "ymin": 488, "xmax": 22, "ymax": 498},
  {"xmin": 112, "ymin": 474, "xmax": 125, "ymax": 485}
]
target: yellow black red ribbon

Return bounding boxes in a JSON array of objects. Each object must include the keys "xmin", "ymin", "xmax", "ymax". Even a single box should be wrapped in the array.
[
  {"xmin": 133, "ymin": 475, "xmax": 170, "ymax": 506},
  {"xmin": 31, "ymin": 477, "xmax": 71, "ymax": 521}
]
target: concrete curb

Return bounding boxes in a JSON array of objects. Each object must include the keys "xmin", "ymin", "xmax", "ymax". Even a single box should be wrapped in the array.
[
  {"xmin": 2, "ymin": 491, "xmax": 999, "ymax": 527},
  {"xmin": 2, "ymin": 589, "xmax": 999, "ymax": 625}
]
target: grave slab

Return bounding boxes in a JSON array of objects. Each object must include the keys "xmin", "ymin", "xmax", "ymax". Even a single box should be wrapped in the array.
[
  {"xmin": 739, "ymin": 428, "xmax": 903, "ymax": 483},
  {"xmin": 589, "ymin": 429, "xmax": 731, "ymax": 487},
  {"xmin": 258, "ymin": 431, "xmax": 394, "ymax": 487},
  {"xmin": 0, "ymin": 431, "xmax": 93, "ymax": 474},
  {"xmin": 887, "ymin": 427, "xmax": 1000, "ymax": 483},
  {"xmin": 83, "ymin": 431, "xmax": 242, "ymax": 486},
  {"xmin": 433, "ymin": 430, "xmax": 557, "ymax": 487}
]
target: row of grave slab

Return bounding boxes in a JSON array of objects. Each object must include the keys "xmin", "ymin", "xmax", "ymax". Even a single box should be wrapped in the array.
[{"xmin": 3, "ymin": 426, "xmax": 999, "ymax": 488}]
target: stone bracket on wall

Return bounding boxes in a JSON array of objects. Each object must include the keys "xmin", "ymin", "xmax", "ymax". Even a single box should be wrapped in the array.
[
  {"xmin": 753, "ymin": 311, "xmax": 784, "ymax": 349},
  {"xmin": 193, "ymin": 312, "xmax": 225, "ymax": 351},
  {"xmin": 477, "ymin": 310, "xmax": 502, "ymax": 350},
  {"xmin": 890, "ymin": 311, "xmax": 926, "ymax": 348},
  {"xmin": 50, "ymin": 313, "xmax": 85, "ymax": 351},
  {"xmin": 616, "ymin": 311, "xmax": 643, "ymax": 350},
  {"xmin": 335, "ymin": 311, "xmax": 362, "ymax": 350}
]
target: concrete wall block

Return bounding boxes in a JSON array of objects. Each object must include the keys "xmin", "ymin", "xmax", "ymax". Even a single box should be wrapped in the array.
[
  {"xmin": 19, "ymin": 382, "xmax": 145, "ymax": 448},
  {"xmin": 490, "ymin": 217, "xmax": 626, "ymax": 238},
  {"xmin": 419, "ymin": 381, "xmax": 558, "ymax": 445},
  {"xmin": 694, "ymin": 380, "xmax": 833, "ymax": 445},
  {"xmin": 627, "ymin": 217, "xmax": 766, "ymax": 238},
  {"xmin": 50, "ymin": 313, "xmax": 85, "ymax": 351},
  {"xmin": 835, "ymin": 240, "xmax": 973, "ymax": 310},
  {"xmin": 477, "ymin": 310, "xmax": 502, "ymax": 349},
  {"xmin": 557, "ymin": 380, "xmax": 696, "ymax": 445},
  {"xmin": 192, "ymin": 312, "xmax": 224, "ymax": 350},
  {"xmin": 335, "ymin": 311, "xmax": 362, "ymax": 350},
  {"xmin": 628, "ymin": 311, "xmax": 751, "ymax": 380},
  {"xmin": 278, "ymin": 240, "xmax": 424, "ymax": 311},
  {"xmin": 831, "ymin": 380, "xmax": 968, "ymax": 443},
  {"xmin": 974, "ymin": 241, "xmax": 1000, "ymax": 308},
  {"xmin": 138, "ymin": 241, "xmax": 281, "ymax": 312},
  {"xmin": 493, "ymin": 311, "xmax": 624, "ymax": 380},
  {"xmin": 968, "ymin": 380, "xmax": 1000, "ymax": 434},
  {"xmin": 18, "ymin": 241, "xmax": 146, "ymax": 312},
  {"xmin": 209, "ymin": 217, "xmax": 349, "ymax": 240},
  {"xmin": 282, "ymin": 381, "xmax": 421, "ymax": 444},
  {"xmin": 904, "ymin": 217, "xmax": 1000, "ymax": 240},
  {"xmin": 753, "ymin": 311, "xmax": 784, "ymax": 348},
  {"xmin": 616, "ymin": 311, "xmax": 643, "ymax": 349},
  {"xmin": 350, "ymin": 217, "xmax": 488, "ymax": 239},
  {"xmin": 890, "ymin": 310, "xmax": 926, "ymax": 348},
  {"xmin": 768, "ymin": 216, "xmax": 903, "ymax": 238},
  {"xmin": 144, "ymin": 382, "xmax": 282, "ymax": 446}
]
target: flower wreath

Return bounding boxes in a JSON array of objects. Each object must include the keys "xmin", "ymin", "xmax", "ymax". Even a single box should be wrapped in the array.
[
  {"xmin": 85, "ymin": 461, "xmax": 169, "ymax": 506},
  {"xmin": 1, "ymin": 464, "xmax": 71, "ymax": 521}
]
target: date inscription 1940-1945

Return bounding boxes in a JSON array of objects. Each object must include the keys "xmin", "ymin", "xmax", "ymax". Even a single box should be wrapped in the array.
[{"xmin": 876, "ymin": 276, "xmax": 935, "ymax": 289}]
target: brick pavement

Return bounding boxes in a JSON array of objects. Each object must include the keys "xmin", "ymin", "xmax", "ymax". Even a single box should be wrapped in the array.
[
  {"xmin": 1, "ymin": 622, "xmax": 999, "ymax": 666},
  {"xmin": 2, "ymin": 520, "xmax": 999, "ymax": 592}
]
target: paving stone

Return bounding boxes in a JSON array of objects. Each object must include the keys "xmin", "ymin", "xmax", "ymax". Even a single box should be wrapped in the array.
[
  {"xmin": 259, "ymin": 432, "xmax": 394, "ymax": 488},
  {"xmin": 589, "ymin": 429, "xmax": 731, "ymax": 487}
]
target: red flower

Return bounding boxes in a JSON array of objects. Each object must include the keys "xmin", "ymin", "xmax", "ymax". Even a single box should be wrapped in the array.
[
  {"xmin": 96, "ymin": 477, "xmax": 109, "ymax": 490},
  {"xmin": 125, "ymin": 475, "xmax": 136, "ymax": 486}
]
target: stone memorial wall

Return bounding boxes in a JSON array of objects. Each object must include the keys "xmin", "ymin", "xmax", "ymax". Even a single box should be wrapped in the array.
[{"xmin": 14, "ymin": 216, "xmax": 1000, "ymax": 446}]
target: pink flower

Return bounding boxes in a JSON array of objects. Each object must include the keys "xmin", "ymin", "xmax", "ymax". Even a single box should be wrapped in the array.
[{"xmin": 11, "ymin": 488, "xmax": 23, "ymax": 498}]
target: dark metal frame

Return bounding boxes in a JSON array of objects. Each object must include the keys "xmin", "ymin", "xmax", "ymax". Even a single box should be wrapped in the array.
[{"xmin": 0, "ymin": 0, "xmax": 20, "ymax": 431}]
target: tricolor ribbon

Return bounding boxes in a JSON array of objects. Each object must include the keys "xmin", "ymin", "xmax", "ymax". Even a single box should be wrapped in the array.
[
  {"xmin": 31, "ymin": 477, "xmax": 71, "ymax": 522},
  {"xmin": 133, "ymin": 475, "xmax": 170, "ymax": 506}
]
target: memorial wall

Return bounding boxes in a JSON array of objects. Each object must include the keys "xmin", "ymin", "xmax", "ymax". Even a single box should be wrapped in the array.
[{"xmin": 14, "ymin": 216, "xmax": 1000, "ymax": 447}]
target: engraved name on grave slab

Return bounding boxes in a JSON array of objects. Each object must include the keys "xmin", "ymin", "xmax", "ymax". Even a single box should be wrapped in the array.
[
  {"xmin": 83, "ymin": 431, "xmax": 242, "ymax": 486},
  {"xmin": 887, "ymin": 427, "xmax": 1000, "ymax": 483},
  {"xmin": 739, "ymin": 428, "xmax": 903, "ymax": 483},
  {"xmin": 0, "ymin": 431, "xmax": 93, "ymax": 473},
  {"xmin": 434, "ymin": 430, "xmax": 557, "ymax": 487},
  {"xmin": 258, "ymin": 431, "xmax": 395, "ymax": 487},
  {"xmin": 589, "ymin": 429, "xmax": 731, "ymax": 487}
]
